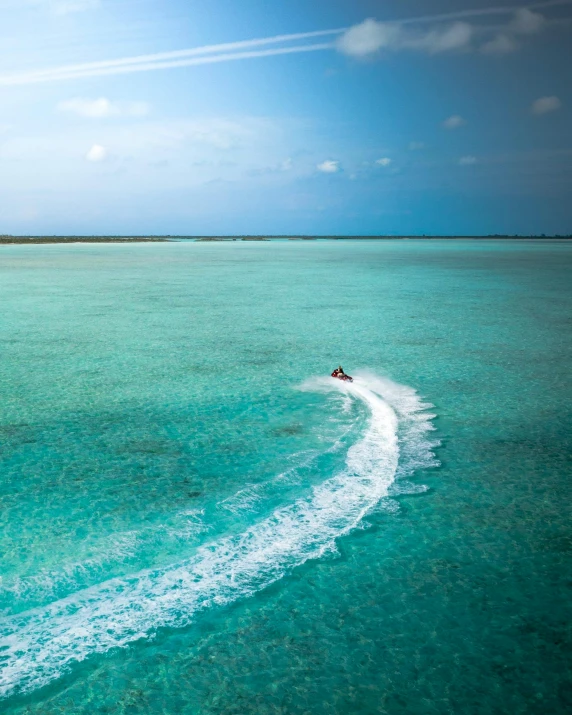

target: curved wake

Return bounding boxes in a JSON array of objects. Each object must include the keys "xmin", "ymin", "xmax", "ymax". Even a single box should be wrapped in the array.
[{"xmin": 0, "ymin": 374, "xmax": 437, "ymax": 698}]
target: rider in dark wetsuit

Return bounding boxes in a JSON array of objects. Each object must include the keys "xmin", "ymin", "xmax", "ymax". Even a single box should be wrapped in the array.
[{"xmin": 332, "ymin": 365, "xmax": 346, "ymax": 378}]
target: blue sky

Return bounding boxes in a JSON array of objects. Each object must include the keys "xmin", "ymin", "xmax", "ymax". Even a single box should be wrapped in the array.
[{"xmin": 0, "ymin": 0, "xmax": 571, "ymax": 235}]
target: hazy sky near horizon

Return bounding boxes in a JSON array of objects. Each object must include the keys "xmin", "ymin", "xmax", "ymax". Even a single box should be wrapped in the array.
[{"xmin": 1, "ymin": 0, "xmax": 571, "ymax": 235}]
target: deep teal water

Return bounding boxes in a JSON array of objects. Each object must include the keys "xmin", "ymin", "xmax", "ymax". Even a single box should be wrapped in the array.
[{"xmin": 0, "ymin": 240, "xmax": 571, "ymax": 714}]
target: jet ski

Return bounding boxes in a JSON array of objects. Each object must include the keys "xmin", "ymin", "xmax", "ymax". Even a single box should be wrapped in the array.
[{"xmin": 331, "ymin": 367, "xmax": 353, "ymax": 383}]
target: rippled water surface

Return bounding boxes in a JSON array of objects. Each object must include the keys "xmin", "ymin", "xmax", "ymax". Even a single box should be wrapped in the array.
[{"xmin": 1, "ymin": 240, "xmax": 571, "ymax": 713}]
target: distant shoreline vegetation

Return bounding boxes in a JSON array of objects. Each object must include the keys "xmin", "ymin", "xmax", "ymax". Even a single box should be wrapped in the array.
[
  {"xmin": 0, "ymin": 234, "xmax": 570, "ymax": 244},
  {"xmin": 0, "ymin": 236, "xmax": 168, "ymax": 244}
]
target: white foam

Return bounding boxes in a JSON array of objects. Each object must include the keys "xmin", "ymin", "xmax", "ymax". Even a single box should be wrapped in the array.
[
  {"xmin": 0, "ymin": 511, "xmax": 207, "ymax": 615},
  {"xmin": 217, "ymin": 449, "xmax": 321, "ymax": 517},
  {"xmin": 355, "ymin": 371, "xmax": 440, "ymax": 479},
  {"xmin": 0, "ymin": 374, "xmax": 436, "ymax": 698},
  {"xmin": 217, "ymin": 426, "xmax": 354, "ymax": 519}
]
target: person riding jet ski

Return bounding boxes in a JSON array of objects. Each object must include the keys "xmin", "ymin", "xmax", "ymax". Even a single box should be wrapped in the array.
[{"xmin": 331, "ymin": 365, "xmax": 353, "ymax": 382}]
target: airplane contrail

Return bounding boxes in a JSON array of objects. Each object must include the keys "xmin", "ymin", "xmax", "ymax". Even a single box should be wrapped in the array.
[
  {"xmin": 0, "ymin": 0, "xmax": 569, "ymax": 86},
  {"xmin": 0, "ymin": 44, "xmax": 335, "ymax": 86},
  {"xmin": 2, "ymin": 29, "xmax": 343, "ymax": 83}
]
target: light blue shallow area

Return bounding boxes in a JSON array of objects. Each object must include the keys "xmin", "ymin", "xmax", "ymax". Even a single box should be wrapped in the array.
[{"xmin": 0, "ymin": 240, "xmax": 570, "ymax": 714}]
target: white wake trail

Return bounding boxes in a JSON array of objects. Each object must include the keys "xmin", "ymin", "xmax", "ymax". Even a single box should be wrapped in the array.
[{"xmin": 0, "ymin": 375, "xmax": 434, "ymax": 699}]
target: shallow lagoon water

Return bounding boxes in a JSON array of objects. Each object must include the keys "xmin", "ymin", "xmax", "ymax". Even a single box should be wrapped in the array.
[{"xmin": 0, "ymin": 240, "xmax": 570, "ymax": 713}]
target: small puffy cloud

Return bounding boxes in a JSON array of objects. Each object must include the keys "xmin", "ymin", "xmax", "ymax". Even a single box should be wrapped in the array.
[
  {"xmin": 85, "ymin": 144, "xmax": 107, "ymax": 162},
  {"xmin": 375, "ymin": 157, "xmax": 392, "ymax": 166},
  {"xmin": 459, "ymin": 155, "xmax": 477, "ymax": 166},
  {"xmin": 510, "ymin": 8, "xmax": 545, "ymax": 35},
  {"xmin": 531, "ymin": 96, "xmax": 562, "ymax": 115},
  {"xmin": 443, "ymin": 115, "xmax": 466, "ymax": 129},
  {"xmin": 336, "ymin": 19, "xmax": 401, "ymax": 57},
  {"xmin": 408, "ymin": 141, "xmax": 425, "ymax": 151},
  {"xmin": 51, "ymin": 0, "xmax": 99, "ymax": 14},
  {"xmin": 317, "ymin": 160, "xmax": 339, "ymax": 173},
  {"xmin": 58, "ymin": 98, "xmax": 150, "ymax": 118},
  {"xmin": 480, "ymin": 34, "xmax": 518, "ymax": 56}
]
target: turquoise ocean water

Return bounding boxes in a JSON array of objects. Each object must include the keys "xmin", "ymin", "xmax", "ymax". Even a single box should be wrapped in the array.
[{"xmin": 0, "ymin": 239, "xmax": 570, "ymax": 713}]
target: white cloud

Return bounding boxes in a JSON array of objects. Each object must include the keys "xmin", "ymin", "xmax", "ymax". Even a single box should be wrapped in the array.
[
  {"xmin": 375, "ymin": 157, "xmax": 392, "ymax": 166},
  {"xmin": 404, "ymin": 22, "xmax": 473, "ymax": 54},
  {"xmin": 317, "ymin": 160, "xmax": 339, "ymax": 173},
  {"xmin": 58, "ymin": 98, "xmax": 150, "ymax": 118},
  {"xmin": 408, "ymin": 141, "xmax": 425, "ymax": 150},
  {"xmin": 335, "ymin": 19, "xmax": 401, "ymax": 57},
  {"xmin": 443, "ymin": 115, "xmax": 466, "ymax": 129},
  {"xmin": 59, "ymin": 98, "xmax": 113, "ymax": 118},
  {"xmin": 281, "ymin": 158, "xmax": 293, "ymax": 171},
  {"xmin": 337, "ymin": 8, "xmax": 551, "ymax": 61},
  {"xmin": 480, "ymin": 33, "xmax": 518, "ymax": 56},
  {"xmin": 459, "ymin": 155, "xmax": 477, "ymax": 166},
  {"xmin": 51, "ymin": 0, "xmax": 99, "ymax": 14},
  {"xmin": 531, "ymin": 96, "xmax": 562, "ymax": 115},
  {"xmin": 85, "ymin": 144, "xmax": 107, "ymax": 162},
  {"xmin": 336, "ymin": 18, "xmax": 472, "ymax": 57},
  {"xmin": 480, "ymin": 9, "xmax": 545, "ymax": 55},
  {"xmin": 509, "ymin": 8, "xmax": 545, "ymax": 35}
]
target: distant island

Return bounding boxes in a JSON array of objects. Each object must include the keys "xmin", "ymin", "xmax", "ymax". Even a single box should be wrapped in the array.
[
  {"xmin": 1, "ymin": 234, "xmax": 570, "ymax": 244},
  {"xmin": 192, "ymin": 234, "xmax": 572, "ymax": 241},
  {"xmin": 0, "ymin": 236, "xmax": 168, "ymax": 244}
]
